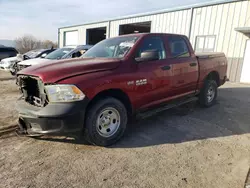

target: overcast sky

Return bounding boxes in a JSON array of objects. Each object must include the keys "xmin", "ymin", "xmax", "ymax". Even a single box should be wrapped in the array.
[{"xmin": 0, "ymin": 0, "xmax": 216, "ymax": 41}]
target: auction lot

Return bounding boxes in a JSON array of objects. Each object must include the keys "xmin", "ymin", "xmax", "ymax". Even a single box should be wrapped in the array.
[{"xmin": 1, "ymin": 70, "xmax": 250, "ymax": 188}]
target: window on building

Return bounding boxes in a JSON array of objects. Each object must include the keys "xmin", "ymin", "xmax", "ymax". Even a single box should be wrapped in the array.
[
  {"xmin": 168, "ymin": 36, "xmax": 190, "ymax": 58},
  {"xmin": 195, "ymin": 35, "xmax": 216, "ymax": 52},
  {"xmin": 136, "ymin": 36, "xmax": 166, "ymax": 60}
]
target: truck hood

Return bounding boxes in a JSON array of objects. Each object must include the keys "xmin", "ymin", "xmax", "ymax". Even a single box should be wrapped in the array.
[
  {"xmin": 18, "ymin": 58, "xmax": 52, "ymax": 66},
  {"xmin": 18, "ymin": 58, "xmax": 121, "ymax": 83}
]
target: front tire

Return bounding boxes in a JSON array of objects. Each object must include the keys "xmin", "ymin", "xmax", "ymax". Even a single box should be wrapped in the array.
[
  {"xmin": 84, "ymin": 97, "xmax": 127, "ymax": 146},
  {"xmin": 199, "ymin": 80, "xmax": 218, "ymax": 107}
]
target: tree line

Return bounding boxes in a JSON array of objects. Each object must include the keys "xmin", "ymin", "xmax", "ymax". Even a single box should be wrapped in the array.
[{"xmin": 15, "ymin": 35, "xmax": 58, "ymax": 54}]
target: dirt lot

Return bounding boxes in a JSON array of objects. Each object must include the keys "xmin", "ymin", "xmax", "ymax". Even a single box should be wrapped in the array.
[
  {"xmin": 0, "ymin": 71, "xmax": 18, "ymax": 130},
  {"xmin": 1, "ymin": 70, "xmax": 250, "ymax": 188}
]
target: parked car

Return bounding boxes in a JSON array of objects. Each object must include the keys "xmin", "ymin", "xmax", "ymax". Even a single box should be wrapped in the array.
[
  {"xmin": 0, "ymin": 47, "xmax": 18, "ymax": 70},
  {"xmin": 61, "ymin": 45, "xmax": 93, "ymax": 59},
  {"xmin": 22, "ymin": 48, "xmax": 56, "ymax": 60},
  {"xmin": 2, "ymin": 48, "xmax": 56, "ymax": 74},
  {"xmin": 0, "ymin": 46, "xmax": 18, "ymax": 61},
  {"xmin": 16, "ymin": 45, "xmax": 92, "ymax": 72},
  {"xmin": 16, "ymin": 33, "xmax": 227, "ymax": 146}
]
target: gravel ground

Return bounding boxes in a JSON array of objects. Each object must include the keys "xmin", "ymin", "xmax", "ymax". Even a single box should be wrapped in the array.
[
  {"xmin": 1, "ymin": 70, "xmax": 250, "ymax": 188},
  {"xmin": 0, "ymin": 71, "xmax": 18, "ymax": 129}
]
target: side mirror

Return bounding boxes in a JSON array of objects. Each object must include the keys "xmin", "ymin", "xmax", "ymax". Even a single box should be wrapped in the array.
[
  {"xmin": 23, "ymin": 55, "xmax": 30, "ymax": 60},
  {"xmin": 135, "ymin": 49, "xmax": 159, "ymax": 62},
  {"xmin": 41, "ymin": 53, "xmax": 47, "ymax": 58}
]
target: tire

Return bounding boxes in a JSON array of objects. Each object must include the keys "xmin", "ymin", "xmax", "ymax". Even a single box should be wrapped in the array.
[
  {"xmin": 199, "ymin": 79, "xmax": 218, "ymax": 107},
  {"xmin": 83, "ymin": 97, "xmax": 128, "ymax": 146}
]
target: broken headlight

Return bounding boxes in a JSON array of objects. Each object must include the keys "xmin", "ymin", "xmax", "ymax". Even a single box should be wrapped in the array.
[{"xmin": 45, "ymin": 84, "xmax": 85, "ymax": 102}]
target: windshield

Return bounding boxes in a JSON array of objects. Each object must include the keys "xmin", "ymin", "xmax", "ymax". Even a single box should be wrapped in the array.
[
  {"xmin": 26, "ymin": 49, "xmax": 44, "ymax": 58},
  {"xmin": 82, "ymin": 36, "xmax": 139, "ymax": 58},
  {"xmin": 45, "ymin": 48, "xmax": 73, "ymax": 60},
  {"xmin": 24, "ymin": 50, "xmax": 42, "ymax": 58}
]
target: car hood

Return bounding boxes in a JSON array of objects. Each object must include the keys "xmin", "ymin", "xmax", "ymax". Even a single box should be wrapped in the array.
[
  {"xmin": 18, "ymin": 58, "xmax": 52, "ymax": 66},
  {"xmin": 1, "ymin": 56, "xmax": 18, "ymax": 63},
  {"xmin": 18, "ymin": 58, "xmax": 121, "ymax": 83}
]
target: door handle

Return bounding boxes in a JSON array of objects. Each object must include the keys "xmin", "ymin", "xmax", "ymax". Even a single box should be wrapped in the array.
[
  {"xmin": 161, "ymin": 65, "xmax": 171, "ymax": 70},
  {"xmin": 190, "ymin": 62, "xmax": 197, "ymax": 67}
]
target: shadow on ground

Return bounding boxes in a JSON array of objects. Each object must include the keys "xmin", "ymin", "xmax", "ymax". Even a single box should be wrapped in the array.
[
  {"xmin": 34, "ymin": 85, "xmax": 250, "ymax": 148},
  {"xmin": 0, "ymin": 77, "xmax": 15, "ymax": 81}
]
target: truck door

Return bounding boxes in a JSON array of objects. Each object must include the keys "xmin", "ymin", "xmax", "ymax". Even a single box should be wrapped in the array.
[
  {"xmin": 133, "ymin": 35, "xmax": 172, "ymax": 109},
  {"xmin": 165, "ymin": 35, "xmax": 199, "ymax": 96}
]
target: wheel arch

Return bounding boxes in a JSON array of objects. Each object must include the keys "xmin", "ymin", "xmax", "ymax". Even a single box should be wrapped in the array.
[
  {"xmin": 205, "ymin": 71, "xmax": 220, "ymax": 86},
  {"xmin": 86, "ymin": 88, "xmax": 133, "ymax": 117}
]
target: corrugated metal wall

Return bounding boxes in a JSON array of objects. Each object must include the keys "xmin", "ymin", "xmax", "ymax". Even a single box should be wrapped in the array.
[
  {"xmin": 59, "ymin": 0, "xmax": 250, "ymax": 82},
  {"xmin": 109, "ymin": 9, "xmax": 191, "ymax": 37},
  {"xmin": 190, "ymin": 0, "xmax": 250, "ymax": 82},
  {"xmin": 59, "ymin": 22, "xmax": 109, "ymax": 47}
]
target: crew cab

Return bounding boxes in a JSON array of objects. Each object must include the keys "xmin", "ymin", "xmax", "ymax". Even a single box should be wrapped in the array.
[{"xmin": 16, "ymin": 33, "xmax": 227, "ymax": 146}]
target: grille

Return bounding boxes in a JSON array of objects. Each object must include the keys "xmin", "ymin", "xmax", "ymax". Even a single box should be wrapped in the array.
[{"xmin": 17, "ymin": 76, "xmax": 47, "ymax": 107}]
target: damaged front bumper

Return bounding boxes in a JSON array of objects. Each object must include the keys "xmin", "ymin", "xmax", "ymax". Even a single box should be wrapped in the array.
[{"xmin": 16, "ymin": 98, "xmax": 89, "ymax": 135}]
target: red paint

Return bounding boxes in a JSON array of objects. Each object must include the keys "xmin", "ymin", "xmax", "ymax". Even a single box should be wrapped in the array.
[{"xmin": 18, "ymin": 33, "xmax": 227, "ymax": 112}]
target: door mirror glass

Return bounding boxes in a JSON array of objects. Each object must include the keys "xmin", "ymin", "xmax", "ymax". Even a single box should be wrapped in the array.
[{"xmin": 135, "ymin": 49, "xmax": 159, "ymax": 62}]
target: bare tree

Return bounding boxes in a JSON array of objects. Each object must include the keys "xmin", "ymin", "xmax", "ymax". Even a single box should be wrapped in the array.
[
  {"xmin": 15, "ymin": 35, "xmax": 41, "ymax": 53},
  {"xmin": 41, "ymin": 40, "xmax": 58, "ymax": 49},
  {"xmin": 15, "ymin": 35, "xmax": 58, "ymax": 54}
]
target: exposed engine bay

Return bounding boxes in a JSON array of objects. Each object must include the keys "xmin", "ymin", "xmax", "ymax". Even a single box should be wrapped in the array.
[{"xmin": 17, "ymin": 76, "xmax": 47, "ymax": 107}]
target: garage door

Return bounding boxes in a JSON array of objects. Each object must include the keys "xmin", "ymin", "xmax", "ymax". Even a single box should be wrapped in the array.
[{"xmin": 64, "ymin": 31, "xmax": 78, "ymax": 46}]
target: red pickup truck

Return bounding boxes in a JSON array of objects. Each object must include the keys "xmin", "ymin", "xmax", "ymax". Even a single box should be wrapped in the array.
[{"xmin": 16, "ymin": 33, "xmax": 227, "ymax": 146}]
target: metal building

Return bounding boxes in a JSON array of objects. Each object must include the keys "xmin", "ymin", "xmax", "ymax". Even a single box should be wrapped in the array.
[{"xmin": 58, "ymin": 0, "xmax": 250, "ymax": 83}]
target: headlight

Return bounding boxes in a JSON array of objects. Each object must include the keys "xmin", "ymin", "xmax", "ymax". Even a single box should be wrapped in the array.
[{"xmin": 45, "ymin": 84, "xmax": 85, "ymax": 102}]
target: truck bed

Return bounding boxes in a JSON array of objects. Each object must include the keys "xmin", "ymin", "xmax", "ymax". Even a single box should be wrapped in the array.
[
  {"xmin": 196, "ymin": 52, "xmax": 227, "ymax": 89},
  {"xmin": 196, "ymin": 52, "xmax": 225, "ymax": 59}
]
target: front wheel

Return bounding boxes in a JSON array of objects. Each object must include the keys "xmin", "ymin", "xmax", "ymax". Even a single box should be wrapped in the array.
[
  {"xmin": 84, "ymin": 97, "xmax": 128, "ymax": 146},
  {"xmin": 199, "ymin": 80, "xmax": 218, "ymax": 107}
]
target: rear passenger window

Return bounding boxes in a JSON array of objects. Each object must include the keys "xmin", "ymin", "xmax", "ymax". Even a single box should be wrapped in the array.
[
  {"xmin": 168, "ymin": 36, "xmax": 190, "ymax": 58},
  {"xmin": 136, "ymin": 36, "xmax": 166, "ymax": 60}
]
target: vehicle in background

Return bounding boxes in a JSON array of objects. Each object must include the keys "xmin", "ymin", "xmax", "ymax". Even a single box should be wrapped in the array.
[
  {"xmin": 0, "ymin": 47, "xmax": 18, "ymax": 69},
  {"xmin": 16, "ymin": 33, "xmax": 227, "ymax": 146},
  {"xmin": 22, "ymin": 48, "xmax": 56, "ymax": 60},
  {"xmin": 0, "ymin": 46, "xmax": 18, "ymax": 61},
  {"xmin": 61, "ymin": 45, "xmax": 93, "ymax": 59},
  {"xmin": 16, "ymin": 45, "xmax": 92, "ymax": 72},
  {"xmin": 4, "ymin": 48, "xmax": 56, "ymax": 74}
]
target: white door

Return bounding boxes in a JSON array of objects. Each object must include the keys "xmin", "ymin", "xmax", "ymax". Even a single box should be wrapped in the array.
[
  {"xmin": 240, "ymin": 40, "xmax": 250, "ymax": 83},
  {"xmin": 64, "ymin": 31, "xmax": 78, "ymax": 46}
]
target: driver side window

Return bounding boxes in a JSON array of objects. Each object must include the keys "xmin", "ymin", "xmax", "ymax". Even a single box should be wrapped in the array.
[{"xmin": 136, "ymin": 36, "xmax": 166, "ymax": 60}]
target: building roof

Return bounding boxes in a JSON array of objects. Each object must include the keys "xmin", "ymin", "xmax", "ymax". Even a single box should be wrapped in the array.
[
  {"xmin": 235, "ymin": 27, "xmax": 250, "ymax": 35},
  {"xmin": 59, "ymin": 0, "xmax": 244, "ymax": 30}
]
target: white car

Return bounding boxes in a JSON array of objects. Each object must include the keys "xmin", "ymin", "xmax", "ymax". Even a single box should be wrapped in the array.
[
  {"xmin": 0, "ymin": 49, "xmax": 55, "ymax": 73},
  {"xmin": 17, "ymin": 47, "xmax": 75, "ymax": 71},
  {"xmin": 16, "ymin": 45, "xmax": 93, "ymax": 72},
  {"xmin": 0, "ymin": 54, "xmax": 23, "ymax": 71}
]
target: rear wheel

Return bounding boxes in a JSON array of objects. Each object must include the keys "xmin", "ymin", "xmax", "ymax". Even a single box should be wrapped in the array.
[
  {"xmin": 199, "ymin": 79, "xmax": 218, "ymax": 107},
  {"xmin": 84, "ymin": 97, "xmax": 127, "ymax": 146}
]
